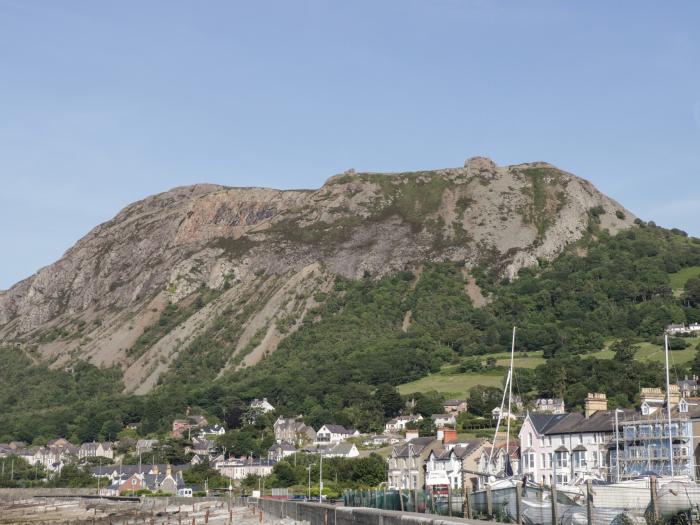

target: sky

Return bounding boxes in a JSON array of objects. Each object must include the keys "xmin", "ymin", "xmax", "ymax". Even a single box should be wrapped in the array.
[{"xmin": 0, "ymin": 1, "xmax": 699, "ymax": 290}]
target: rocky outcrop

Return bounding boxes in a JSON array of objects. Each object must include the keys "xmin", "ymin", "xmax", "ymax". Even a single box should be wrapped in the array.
[{"xmin": 0, "ymin": 158, "xmax": 636, "ymax": 390}]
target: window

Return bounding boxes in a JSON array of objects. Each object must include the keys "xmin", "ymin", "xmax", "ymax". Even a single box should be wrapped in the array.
[
  {"xmin": 639, "ymin": 425, "xmax": 652, "ymax": 438},
  {"xmin": 573, "ymin": 451, "xmax": 586, "ymax": 469},
  {"xmin": 528, "ymin": 433, "xmax": 533, "ymax": 447},
  {"xmin": 555, "ymin": 451, "xmax": 568, "ymax": 468},
  {"xmin": 556, "ymin": 472, "xmax": 569, "ymax": 484},
  {"xmin": 541, "ymin": 453, "xmax": 546, "ymax": 468},
  {"xmin": 547, "ymin": 436, "xmax": 552, "ymax": 446},
  {"xmin": 624, "ymin": 426, "xmax": 636, "ymax": 440}
]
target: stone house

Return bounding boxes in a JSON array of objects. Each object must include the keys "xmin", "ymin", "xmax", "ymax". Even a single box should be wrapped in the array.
[
  {"xmin": 443, "ymin": 400, "xmax": 468, "ymax": 414},
  {"xmin": 387, "ymin": 437, "xmax": 439, "ymax": 490}
]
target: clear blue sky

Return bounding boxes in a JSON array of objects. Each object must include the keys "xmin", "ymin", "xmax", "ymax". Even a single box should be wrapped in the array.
[{"xmin": 1, "ymin": 1, "xmax": 699, "ymax": 290}]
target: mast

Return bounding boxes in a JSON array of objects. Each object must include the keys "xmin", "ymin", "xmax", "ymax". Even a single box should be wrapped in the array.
[
  {"xmin": 506, "ymin": 327, "xmax": 516, "ymax": 455},
  {"xmin": 664, "ymin": 334, "xmax": 674, "ymax": 478},
  {"xmin": 488, "ymin": 327, "xmax": 516, "ymax": 476}
]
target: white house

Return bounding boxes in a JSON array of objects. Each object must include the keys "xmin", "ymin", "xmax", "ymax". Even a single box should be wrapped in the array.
[
  {"xmin": 198, "ymin": 424, "xmax": 226, "ymax": 439},
  {"xmin": 518, "ymin": 393, "xmax": 634, "ymax": 485},
  {"xmin": 533, "ymin": 398, "xmax": 566, "ymax": 414},
  {"xmin": 666, "ymin": 324, "xmax": 687, "ymax": 334},
  {"xmin": 315, "ymin": 425, "xmax": 358, "ymax": 444},
  {"xmin": 323, "ymin": 442, "xmax": 360, "ymax": 458},
  {"xmin": 384, "ymin": 415, "xmax": 423, "ymax": 434},
  {"xmin": 215, "ymin": 458, "xmax": 276, "ymax": 480},
  {"xmin": 250, "ymin": 398, "xmax": 275, "ymax": 413},
  {"xmin": 689, "ymin": 323, "xmax": 700, "ymax": 333},
  {"xmin": 491, "ymin": 407, "xmax": 518, "ymax": 421},
  {"xmin": 430, "ymin": 414, "xmax": 457, "ymax": 429}
]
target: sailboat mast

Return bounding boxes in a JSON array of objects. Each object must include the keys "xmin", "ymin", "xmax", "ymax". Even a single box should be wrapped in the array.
[
  {"xmin": 489, "ymin": 368, "xmax": 511, "ymax": 470},
  {"xmin": 665, "ymin": 333, "xmax": 674, "ymax": 478},
  {"xmin": 506, "ymin": 327, "xmax": 516, "ymax": 454}
]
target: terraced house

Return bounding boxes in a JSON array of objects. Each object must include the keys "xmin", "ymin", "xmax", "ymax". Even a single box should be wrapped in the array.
[{"xmin": 519, "ymin": 393, "xmax": 634, "ymax": 485}]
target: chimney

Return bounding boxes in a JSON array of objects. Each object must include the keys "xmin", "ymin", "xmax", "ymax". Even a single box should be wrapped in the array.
[
  {"xmin": 166, "ymin": 464, "xmax": 172, "ymax": 477},
  {"xmin": 442, "ymin": 428, "xmax": 457, "ymax": 445},
  {"xmin": 585, "ymin": 393, "xmax": 607, "ymax": 418},
  {"xmin": 668, "ymin": 384, "xmax": 681, "ymax": 407},
  {"xmin": 436, "ymin": 429, "xmax": 444, "ymax": 441}
]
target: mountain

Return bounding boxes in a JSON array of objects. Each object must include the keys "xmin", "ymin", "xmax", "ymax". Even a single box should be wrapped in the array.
[{"xmin": 0, "ymin": 157, "xmax": 635, "ymax": 394}]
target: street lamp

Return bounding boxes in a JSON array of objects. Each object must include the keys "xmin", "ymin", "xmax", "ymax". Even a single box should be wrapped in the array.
[
  {"xmin": 319, "ymin": 453, "xmax": 323, "ymax": 503},
  {"xmin": 306, "ymin": 465, "xmax": 311, "ymax": 500}
]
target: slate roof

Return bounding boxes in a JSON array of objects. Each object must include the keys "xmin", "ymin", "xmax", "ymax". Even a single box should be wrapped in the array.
[
  {"xmin": 393, "ymin": 437, "xmax": 437, "ymax": 458},
  {"xmin": 321, "ymin": 424, "xmax": 350, "ymax": 434},
  {"xmin": 529, "ymin": 410, "xmax": 636, "ymax": 436}
]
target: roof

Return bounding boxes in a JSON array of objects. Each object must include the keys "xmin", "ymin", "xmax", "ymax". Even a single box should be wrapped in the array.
[
  {"xmin": 393, "ymin": 437, "xmax": 437, "ymax": 458},
  {"xmin": 269, "ymin": 443, "xmax": 296, "ymax": 452},
  {"xmin": 320, "ymin": 424, "xmax": 350, "ymax": 434},
  {"xmin": 444, "ymin": 399, "xmax": 465, "ymax": 406},
  {"xmin": 528, "ymin": 410, "xmax": 636, "ymax": 435},
  {"xmin": 430, "ymin": 414, "xmax": 454, "ymax": 420},
  {"xmin": 328, "ymin": 442, "xmax": 356, "ymax": 455}
]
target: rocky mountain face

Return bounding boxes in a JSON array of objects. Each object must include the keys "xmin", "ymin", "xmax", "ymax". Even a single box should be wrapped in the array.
[{"xmin": 0, "ymin": 158, "xmax": 635, "ymax": 392}]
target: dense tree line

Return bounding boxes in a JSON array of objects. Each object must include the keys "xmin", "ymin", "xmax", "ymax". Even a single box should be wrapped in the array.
[{"xmin": 0, "ymin": 223, "xmax": 699, "ymax": 441}]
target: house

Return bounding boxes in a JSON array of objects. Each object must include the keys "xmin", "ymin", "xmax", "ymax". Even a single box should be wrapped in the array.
[
  {"xmin": 273, "ymin": 417, "xmax": 316, "ymax": 446},
  {"xmin": 425, "ymin": 438, "xmax": 489, "ymax": 492},
  {"xmin": 268, "ymin": 443, "xmax": 297, "ymax": 462},
  {"xmin": 533, "ymin": 398, "xmax": 566, "ymax": 415},
  {"xmin": 215, "ymin": 458, "xmax": 276, "ymax": 480},
  {"xmin": 388, "ymin": 437, "xmax": 439, "ymax": 490},
  {"xmin": 679, "ymin": 376, "xmax": 700, "ymax": 398},
  {"xmin": 690, "ymin": 323, "xmax": 700, "ymax": 332},
  {"xmin": 491, "ymin": 407, "xmax": 518, "ymax": 421},
  {"xmin": 172, "ymin": 415, "xmax": 208, "ymax": 439},
  {"xmin": 136, "ymin": 439, "xmax": 159, "ymax": 453},
  {"xmin": 323, "ymin": 442, "xmax": 359, "ymax": 458},
  {"xmin": 518, "ymin": 393, "xmax": 635, "ymax": 485},
  {"xmin": 362, "ymin": 434, "xmax": 402, "ymax": 447},
  {"xmin": 443, "ymin": 400, "xmax": 468, "ymax": 414},
  {"xmin": 78, "ymin": 442, "xmax": 114, "ymax": 460},
  {"xmin": 618, "ymin": 392, "xmax": 700, "ymax": 480},
  {"xmin": 477, "ymin": 443, "xmax": 520, "ymax": 484},
  {"xmin": 185, "ymin": 437, "xmax": 216, "ymax": 457},
  {"xmin": 639, "ymin": 386, "xmax": 680, "ymax": 416},
  {"xmin": 250, "ymin": 398, "xmax": 275, "ymax": 413},
  {"xmin": 384, "ymin": 415, "xmax": 423, "ymax": 434},
  {"xmin": 666, "ymin": 324, "xmax": 687, "ymax": 334},
  {"xmin": 315, "ymin": 425, "xmax": 358, "ymax": 444},
  {"xmin": 430, "ymin": 414, "xmax": 456, "ymax": 429},
  {"xmin": 198, "ymin": 424, "xmax": 226, "ymax": 439}
]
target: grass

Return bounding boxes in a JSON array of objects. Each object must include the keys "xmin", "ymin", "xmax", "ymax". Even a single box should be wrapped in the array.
[
  {"xmin": 397, "ymin": 367, "xmax": 505, "ymax": 397},
  {"xmin": 590, "ymin": 337, "xmax": 699, "ymax": 366},
  {"xmin": 493, "ymin": 350, "xmax": 546, "ymax": 368},
  {"xmin": 669, "ymin": 266, "xmax": 700, "ymax": 294}
]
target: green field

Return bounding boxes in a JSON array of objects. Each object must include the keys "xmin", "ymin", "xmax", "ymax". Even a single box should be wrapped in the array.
[
  {"xmin": 591, "ymin": 337, "xmax": 699, "ymax": 365},
  {"xmin": 669, "ymin": 266, "xmax": 700, "ymax": 294},
  {"xmin": 398, "ymin": 339, "xmax": 699, "ymax": 397},
  {"xmin": 397, "ymin": 367, "xmax": 505, "ymax": 397}
]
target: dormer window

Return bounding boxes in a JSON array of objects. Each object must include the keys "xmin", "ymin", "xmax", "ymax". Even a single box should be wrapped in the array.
[
  {"xmin": 679, "ymin": 398, "xmax": 688, "ymax": 413},
  {"xmin": 641, "ymin": 402, "xmax": 650, "ymax": 416}
]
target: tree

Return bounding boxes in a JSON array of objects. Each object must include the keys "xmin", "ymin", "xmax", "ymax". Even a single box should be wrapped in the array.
[
  {"xmin": 684, "ymin": 277, "xmax": 700, "ymax": 307},
  {"xmin": 612, "ymin": 339, "xmax": 637, "ymax": 362},
  {"xmin": 468, "ymin": 386, "xmax": 503, "ymax": 417},
  {"xmin": 374, "ymin": 384, "xmax": 403, "ymax": 418},
  {"xmin": 272, "ymin": 461, "xmax": 298, "ymax": 487}
]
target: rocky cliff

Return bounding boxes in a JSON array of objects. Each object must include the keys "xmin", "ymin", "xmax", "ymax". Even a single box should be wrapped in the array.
[{"xmin": 0, "ymin": 158, "xmax": 635, "ymax": 392}]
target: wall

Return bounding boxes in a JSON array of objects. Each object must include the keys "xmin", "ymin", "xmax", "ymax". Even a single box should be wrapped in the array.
[{"xmin": 251, "ymin": 497, "xmax": 500, "ymax": 525}]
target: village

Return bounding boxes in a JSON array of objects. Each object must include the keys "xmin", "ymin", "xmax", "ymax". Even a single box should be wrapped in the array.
[{"xmin": 3, "ymin": 367, "xmax": 700, "ymax": 500}]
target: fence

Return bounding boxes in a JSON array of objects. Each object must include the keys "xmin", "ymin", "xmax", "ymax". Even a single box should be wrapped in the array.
[{"xmin": 344, "ymin": 477, "xmax": 700, "ymax": 525}]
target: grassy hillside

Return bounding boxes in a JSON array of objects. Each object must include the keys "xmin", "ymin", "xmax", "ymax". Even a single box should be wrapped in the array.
[{"xmin": 670, "ymin": 266, "xmax": 700, "ymax": 295}]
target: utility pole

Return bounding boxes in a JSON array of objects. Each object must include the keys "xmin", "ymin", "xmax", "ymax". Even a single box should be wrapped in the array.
[
  {"xmin": 319, "ymin": 453, "xmax": 323, "ymax": 503},
  {"xmin": 307, "ymin": 466, "xmax": 311, "ymax": 499},
  {"xmin": 615, "ymin": 409, "xmax": 620, "ymax": 482}
]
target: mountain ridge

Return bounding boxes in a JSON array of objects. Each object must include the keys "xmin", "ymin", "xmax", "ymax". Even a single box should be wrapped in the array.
[{"xmin": 0, "ymin": 157, "xmax": 636, "ymax": 393}]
